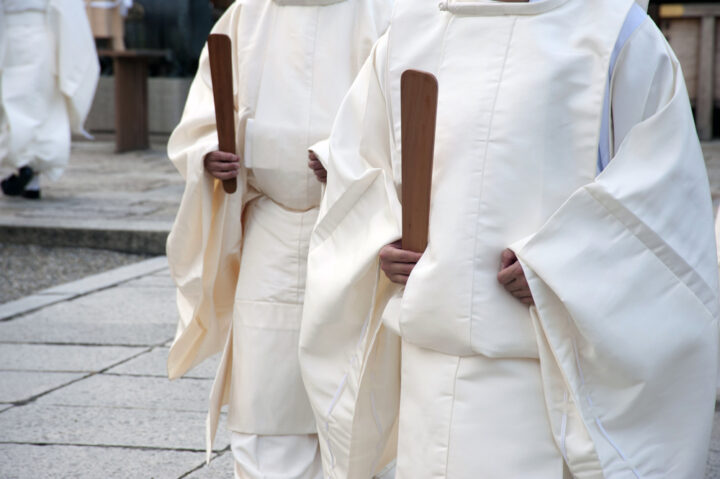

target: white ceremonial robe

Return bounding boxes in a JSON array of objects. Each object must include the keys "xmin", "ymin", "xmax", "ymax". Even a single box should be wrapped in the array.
[
  {"xmin": 0, "ymin": 0, "xmax": 98, "ymax": 180},
  {"xmin": 298, "ymin": 0, "xmax": 720, "ymax": 478},
  {"xmin": 165, "ymin": 0, "xmax": 393, "ymax": 462}
]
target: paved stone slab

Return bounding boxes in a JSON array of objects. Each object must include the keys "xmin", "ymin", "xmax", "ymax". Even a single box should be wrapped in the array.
[
  {"xmin": 0, "ymin": 444, "xmax": 205, "ymax": 479},
  {"xmin": 0, "ymin": 404, "xmax": 229, "ymax": 452},
  {"xmin": 0, "ymin": 295, "xmax": 70, "ymax": 323},
  {"xmin": 119, "ymin": 271, "xmax": 175, "ymax": 289},
  {"xmin": 37, "ymin": 374, "xmax": 212, "ymax": 412},
  {"xmin": 107, "ymin": 347, "xmax": 220, "ymax": 379},
  {"xmin": 0, "ymin": 313, "xmax": 173, "ymax": 347},
  {"xmin": 185, "ymin": 450, "xmax": 235, "ymax": 478},
  {"xmin": 0, "ymin": 372, "xmax": 84, "ymax": 403},
  {"xmin": 40, "ymin": 257, "xmax": 168, "ymax": 296},
  {"xmin": 0, "ymin": 284, "xmax": 177, "ymax": 346},
  {"xmin": 0, "ymin": 344, "xmax": 145, "ymax": 373}
]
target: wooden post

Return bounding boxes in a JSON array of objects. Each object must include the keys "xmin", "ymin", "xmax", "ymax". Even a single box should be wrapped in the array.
[
  {"xmin": 114, "ymin": 56, "xmax": 149, "ymax": 152},
  {"xmin": 98, "ymin": 50, "xmax": 168, "ymax": 153},
  {"xmin": 698, "ymin": 15, "xmax": 716, "ymax": 140}
]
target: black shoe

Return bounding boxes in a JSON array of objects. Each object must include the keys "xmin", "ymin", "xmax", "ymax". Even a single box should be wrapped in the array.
[
  {"xmin": 22, "ymin": 189, "xmax": 41, "ymax": 200},
  {"xmin": 1, "ymin": 167, "xmax": 34, "ymax": 196}
]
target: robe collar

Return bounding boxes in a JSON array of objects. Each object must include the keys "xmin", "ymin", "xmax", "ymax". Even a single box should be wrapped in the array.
[
  {"xmin": 439, "ymin": 0, "xmax": 570, "ymax": 16},
  {"xmin": 272, "ymin": 0, "xmax": 347, "ymax": 6}
]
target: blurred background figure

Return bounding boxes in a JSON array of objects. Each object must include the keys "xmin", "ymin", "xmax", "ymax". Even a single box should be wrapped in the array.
[
  {"xmin": 85, "ymin": 0, "xmax": 133, "ymax": 51},
  {"xmin": 0, "ymin": 0, "xmax": 99, "ymax": 200}
]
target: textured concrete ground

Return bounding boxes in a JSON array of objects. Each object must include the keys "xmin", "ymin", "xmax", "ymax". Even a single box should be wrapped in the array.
[
  {"xmin": 0, "ymin": 136, "xmax": 182, "ymax": 233},
  {"xmin": 0, "ymin": 243, "xmax": 150, "ymax": 303},
  {"xmin": 0, "ymin": 137, "xmax": 183, "ymax": 255},
  {"xmin": 0, "ymin": 259, "xmax": 232, "ymax": 479}
]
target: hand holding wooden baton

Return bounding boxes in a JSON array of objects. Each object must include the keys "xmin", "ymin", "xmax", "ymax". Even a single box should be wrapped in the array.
[
  {"xmin": 207, "ymin": 34, "xmax": 237, "ymax": 194},
  {"xmin": 379, "ymin": 70, "xmax": 438, "ymax": 285}
]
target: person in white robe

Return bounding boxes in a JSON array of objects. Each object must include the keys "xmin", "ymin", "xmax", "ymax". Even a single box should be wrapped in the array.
[
  {"xmin": 165, "ymin": 1, "xmax": 392, "ymax": 477},
  {"xmin": 0, "ymin": 0, "xmax": 99, "ymax": 199},
  {"xmin": 298, "ymin": 0, "xmax": 720, "ymax": 478}
]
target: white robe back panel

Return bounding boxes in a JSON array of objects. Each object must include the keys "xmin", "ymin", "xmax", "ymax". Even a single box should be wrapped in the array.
[
  {"xmin": 384, "ymin": 0, "xmax": 632, "ymax": 358},
  {"xmin": 0, "ymin": 0, "xmax": 98, "ymax": 178}
]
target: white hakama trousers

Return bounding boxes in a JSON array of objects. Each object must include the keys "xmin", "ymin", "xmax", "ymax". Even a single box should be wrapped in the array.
[
  {"xmin": 0, "ymin": 11, "xmax": 71, "ymax": 180},
  {"xmin": 231, "ymin": 433, "xmax": 322, "ymax": 479},
  {"xmin": 396, "ymin": 340, "xmax": 568, "ymax": 479}
]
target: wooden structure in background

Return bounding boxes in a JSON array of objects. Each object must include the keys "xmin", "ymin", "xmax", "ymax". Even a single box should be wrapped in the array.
[
  {"xmin": 659, "ymin": 4, "xmax": 720, "ymax": 140},
  {"xmin": 401, "ymin": 70, "xmax": 438, "ymax": 253},
  {"xmin": 98, "ymin": 50, "xmax": 168, "ymax": 152},
  {"xmin": 210, "ymin": 0, "xmax": 235, "ymax": 9},
  {"xmin": 85, "ymin": 2, "xmax": 126, "ymax": 51}
]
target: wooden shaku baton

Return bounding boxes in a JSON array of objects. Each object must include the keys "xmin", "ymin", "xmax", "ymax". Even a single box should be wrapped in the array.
[
  {"xmin": 401, "ymin": 70, "xmax": 438, "ymax": 253},
  {"xmin": 207, "ymin": 34, "xmax": 237, "ymax": 194}
]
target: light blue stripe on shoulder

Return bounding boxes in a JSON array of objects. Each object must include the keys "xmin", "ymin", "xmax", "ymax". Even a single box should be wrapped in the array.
[{"xmin": 597, "ymin": 3, "xmax": 648, "ymax": 174}]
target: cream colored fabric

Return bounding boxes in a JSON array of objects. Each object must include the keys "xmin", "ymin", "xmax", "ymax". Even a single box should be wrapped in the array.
[
  {"xmin": 0, "ymin": 0, "xmax": 98, "ymax": 180},
  {"xmin": 165, "ymin": 0, "xmax": 392, "ymax": 461},
  {"xmin": 396, "ymin": 340, "xmax": 569, "ymax": 478},
  {"xmin": 299, "ymin": 0, "xmax": 719, "ymax": 477},
  {"xmin": 231, "ymin": 433, "xmax": 322, "ymax": 479}
]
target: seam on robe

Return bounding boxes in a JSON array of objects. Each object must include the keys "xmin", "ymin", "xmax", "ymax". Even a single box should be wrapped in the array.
[
  {"xmin": 586, "ymin": 184, "xmax": 718, "ymax": 316},
  {"xmin": 528, "ymin": 289, "xmax": 634, "ymax": 477},
  {"xmin": 439, "ymin": 0, "xmax": 570, "ymax": 16},
  {"xmin": 443, "ymin": 357, "xmax": 462, "ymax": 477},
  {"xmin": 468, "ymin": 17, "xmax": 517, "ymax": 350}
]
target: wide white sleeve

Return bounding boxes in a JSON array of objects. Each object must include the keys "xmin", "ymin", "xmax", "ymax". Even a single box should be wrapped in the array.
[
  {"xmin": 299, "ymin": 34, "xmax": 402, "ymax": 479},
  {"xmin": 166, "ymin": 4, "xmax": 249, "ymax": 380},
  {"xmin": 514, "ymin": 20, "xmax": 719, "ymax": 478}
]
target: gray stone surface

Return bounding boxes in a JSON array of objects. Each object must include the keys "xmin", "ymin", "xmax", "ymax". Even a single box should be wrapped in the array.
[
  {"xmin": 0, "ymin": 243, "xmax": 152, "ymax": 304},
  {"xmin": 0, "ymin": 294, "xmax": 71, "ymax": 323},
  {"xmin": 0, "ymin": 310, "xmax": 173, "ymax": 346},
  {"xmin": 107, "ymin": 347, "xmax": 220, "ymax": 379},
  {"xmin": 0, "ymin": 444, "xmax": 206, "ymax": 479},
  {"xmin": 0, "ymin": 371, "xmax": 84, "ymax": 404},
  {"xmin": 36, "ymin": 374, "xmax": 212, "ymax": 413},
  {"xmin": 185, "ymin": 451, "xmax": 235, "ymax": 479},
  {"xmin": 0, "ymin": 279, "xmax": 177, "ymax": 346},
  {"xmin": 41, "ymin": 257, "xmax": 168, "ymax": 296},
  {"xmin": 0, "ymin": 344, "xmax": 144, "ymax": 373},
  {"xmin": 0, "ymin": 404, "xmax": 230, "ymax": 452},
  {"xmin": 0, "ymin": 139, "xmax": 182, "ymax": 254}
]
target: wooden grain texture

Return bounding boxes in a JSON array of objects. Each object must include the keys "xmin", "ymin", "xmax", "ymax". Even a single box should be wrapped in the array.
[
  {"xmin": 401, "ymin": 70, "xmax": 438, "ymax": 253},
  {"xmin": 114, "ymin": 57, "xmax": 148, "ymax": 152},
  {"xmin": 207, "ymin": 34, "xmax": 237, "ymax": 194}
]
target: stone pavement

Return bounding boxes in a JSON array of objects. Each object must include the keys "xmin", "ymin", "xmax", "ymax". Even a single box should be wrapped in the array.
[
  {"xmin": 0, "ymin": 258, "xmax": 233, "ymax": 479},
  {"xmin": 0, "ymin": 136, "xmax": 183, "ymax": 255}
]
